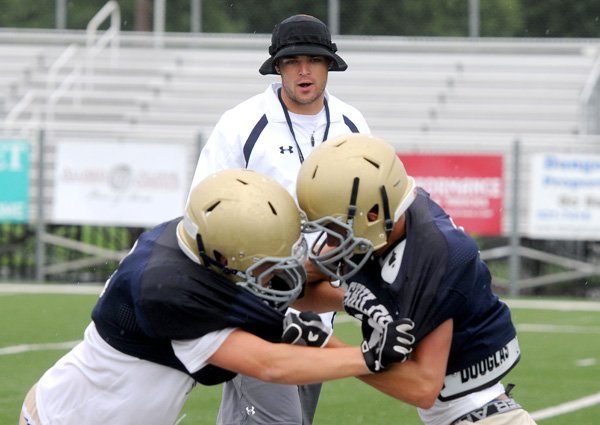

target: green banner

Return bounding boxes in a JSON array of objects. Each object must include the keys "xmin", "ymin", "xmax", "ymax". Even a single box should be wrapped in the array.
[{"xmin": 0, "ymin": 140, "xmax": 31, "ymax": 223}]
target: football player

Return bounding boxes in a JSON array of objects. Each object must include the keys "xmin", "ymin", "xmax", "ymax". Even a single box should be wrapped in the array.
[
  {"xmin": 19, "ymin": 169, "xmax": 414, "ymax": 425},
  {"xmin": 296, "ymin": 134, "xmax": 538, "ymax": 425}
]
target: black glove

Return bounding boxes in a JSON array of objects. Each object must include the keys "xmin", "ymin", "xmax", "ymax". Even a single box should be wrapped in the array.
[
  {"xmin": 361, "ymin": 318, "xmax": 415, "ymax": 373},
  {"xmin": 282, "ymin": 311, "xmax": 333, "ymax": 348}
]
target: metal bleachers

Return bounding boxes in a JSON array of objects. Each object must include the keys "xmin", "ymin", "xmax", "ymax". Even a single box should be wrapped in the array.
[{"xmin": 1, "ymin": 28, "xmax": 599, "ymax": 149}]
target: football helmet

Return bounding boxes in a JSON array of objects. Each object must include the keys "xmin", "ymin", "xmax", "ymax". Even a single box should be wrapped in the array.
[
  {"xmin": 296, "ymin": 134, "xmax": 416, "ymax": 282},
  {"xmin": 177, "ymin": 169, "xmax": 307, "ymax": 311}
]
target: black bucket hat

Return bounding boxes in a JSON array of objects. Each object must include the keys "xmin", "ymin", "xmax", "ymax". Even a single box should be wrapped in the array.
[{"xmin": 259, "ymin": 14, "xmax": 348, "ymax": 75}]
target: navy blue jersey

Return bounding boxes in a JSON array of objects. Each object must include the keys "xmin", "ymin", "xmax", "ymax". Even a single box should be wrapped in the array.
[
  {"xmin": 352, "ymin": 188, "xmax": 516, "ymax": 375},
  {"xmin": 92, "ymin": 218, "xmax": 284, "ymax": 385}
]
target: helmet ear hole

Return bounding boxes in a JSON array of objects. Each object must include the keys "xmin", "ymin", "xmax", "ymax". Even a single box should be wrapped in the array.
[
  {"xmin": 213, "ymin": 250, "xmax": 227, "ymax": 266},
  {"xmin": 367, "ymin": 205, "xmax": 379, "ymax": 222}
]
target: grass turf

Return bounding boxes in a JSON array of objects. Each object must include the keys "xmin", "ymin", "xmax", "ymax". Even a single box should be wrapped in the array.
[{"xmin": 1, "ymin": 291, "xmax": 599, "ymax": 424}]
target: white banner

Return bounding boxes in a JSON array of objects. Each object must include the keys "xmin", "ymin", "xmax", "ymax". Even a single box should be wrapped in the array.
[
  {"xmin": 527, "ymin": 153, "xmax": 600, "ymax": 240},
  {"xmin": 52, "ymin": 141, "xmax": 189, "ymax": 226}
]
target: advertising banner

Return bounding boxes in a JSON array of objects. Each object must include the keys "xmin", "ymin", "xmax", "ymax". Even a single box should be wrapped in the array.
[
  {"xmin": 0, "ymin": 140, "xmax": 31, "ymax": 223},
  {"xmin": 527, "ymin": 153, "xmax": 600, "ymax": 240},
  {"xmin": 52, "ymin": 141, "xmax": 189, "ymax": 227},
  {"xmin": 399, "ymin": 153, "xmax": 504, "ymax": 236}
]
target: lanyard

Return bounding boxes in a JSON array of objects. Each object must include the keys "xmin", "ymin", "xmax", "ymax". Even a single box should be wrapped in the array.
[{"xmin": 277, "ymin": 88, "xmax": 331, "ymax": 163}]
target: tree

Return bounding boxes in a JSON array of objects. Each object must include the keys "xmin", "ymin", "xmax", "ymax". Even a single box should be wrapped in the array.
[
  {"xmin": 519, "ymin": 0, "xmax": 600, "ymax": 37},
  {"xmin": 0, "ymin": 0, "xmax": 598, "ymax": 38},
  {"xmin": 0, "ymin": 0, "xmax": 55, "ymax": 28}
]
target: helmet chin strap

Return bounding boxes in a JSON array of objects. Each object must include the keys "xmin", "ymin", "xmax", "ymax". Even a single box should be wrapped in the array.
[
  {"xmin": 379, "ymin": 185, "xmax": 393, "ymax": 236},
  {"xmin": 196, "ymin": 234, "xmax": 244, "ymax": 279},
  {"xmin": 346, "ymin": 177, "xmax": 359, "ymax": 227},
  {"xmin": 196, "ymin": 235, "xmax": 303, "ymax": 312}
]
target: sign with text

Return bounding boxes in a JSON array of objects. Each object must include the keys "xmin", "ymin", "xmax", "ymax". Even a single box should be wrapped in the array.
[
  {"xmin": 52, "ymin": 141, "xmax": 188, "ymax": 226},
  {"xmin": 527, "ymin": 153, "xmax": 600, "ymax": 240},
  {"xmin": 399, "ymin": 153, "xmax": 504, "ymax": 236},
  {"xmin": 0, "ymin": 140, "xmax": 31, "ymax": 223}
]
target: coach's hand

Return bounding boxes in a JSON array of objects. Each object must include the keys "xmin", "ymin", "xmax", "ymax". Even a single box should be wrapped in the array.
[
  {"xmin": 282, "ymin": 311, "xmax": 332, "ymax": 348},
  {"xmin": 361, "ymin": 318, "xmax": 415, "ymax": 373}
]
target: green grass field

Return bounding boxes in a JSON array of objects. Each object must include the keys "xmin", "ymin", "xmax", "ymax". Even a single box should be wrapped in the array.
[{"xmin": 1, "ymin": 286, "xmax": 599, "ymax": 425}]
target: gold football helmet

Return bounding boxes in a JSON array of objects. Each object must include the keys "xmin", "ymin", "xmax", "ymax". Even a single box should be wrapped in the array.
[
  {"xmin": 177, "ymin": 169, "xmax": 307, "ymax": 311},
  {"xmin": 296, "ymin": 134, "xmax": 416, "ymax": 282}
]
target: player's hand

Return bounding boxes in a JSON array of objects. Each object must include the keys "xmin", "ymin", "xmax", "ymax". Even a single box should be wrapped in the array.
[
  {"xmin": 282, "ymin": 311, "xmax": 332, "ymax": 348},
  {"xmin": 361, "ymin": 318, "xmax": 415, "ymax": 373}
]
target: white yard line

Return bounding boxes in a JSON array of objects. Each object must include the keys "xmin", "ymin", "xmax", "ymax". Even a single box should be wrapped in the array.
[
  {"xmin": 531, "ymin": 392, "xmax": 600, "ymax": 421},
  {"xmin": 2, "ymin": 283, "xmax": 600, "ymax": 310},
  {"xmin": 0, "ymin": 340, "xmax": 81, "ymax": 355},
  {"xmin": 0, "ymin": 283, "xmax": 102, "ymax": 295},
  {"xmin": 516, "ymin": 323, "xmax": 600, "ymax": 334},
  {"xmin": 506, "ymin": 298, "xmax": 600, "ymax": 312}
]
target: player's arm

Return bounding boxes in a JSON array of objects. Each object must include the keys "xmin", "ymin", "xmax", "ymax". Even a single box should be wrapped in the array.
[
  {"xmin": 329, "ymin": 318, "xmax": 453, "ymax": 408},
  {"xmin": 208, "ymin": 328, "xmax": 369, "ymax": 385},
  {"xmin": 208, "ymin": 316, "xmax": 414, "ymax": 385}
]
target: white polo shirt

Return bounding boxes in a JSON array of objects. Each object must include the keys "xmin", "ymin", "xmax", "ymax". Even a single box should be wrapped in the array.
[{"xmin": 190, "ymin": 82, "xmax": 370, "ymax": 199}]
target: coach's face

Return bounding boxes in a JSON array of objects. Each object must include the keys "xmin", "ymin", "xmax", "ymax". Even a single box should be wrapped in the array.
[{"xmin": 276, "ymin": 55, "xmax": 330, "ymax": 115}]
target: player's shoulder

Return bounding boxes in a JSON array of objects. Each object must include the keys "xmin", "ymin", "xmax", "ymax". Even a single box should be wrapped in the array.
[{"xmin": 408, "ymin": 192, "xmax": 479, "ymax": 263}]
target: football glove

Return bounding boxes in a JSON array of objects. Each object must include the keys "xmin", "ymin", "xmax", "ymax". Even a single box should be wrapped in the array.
[
  {"xmin": 282, "ymin": 311, "xmax": 332, "ymax": 348},
  {"xmin": 361, "ymin": 318, "xmax": 415, "ymax": 373}
]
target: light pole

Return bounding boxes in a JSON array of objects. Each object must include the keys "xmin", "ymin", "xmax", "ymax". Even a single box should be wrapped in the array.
[
  {"xmin": 55, "ymin": 0, "xmax": 66, "ymax": 29},
  {"xmin": 469, "ymin": 0, "xmax": 480, "ymax": 37}
]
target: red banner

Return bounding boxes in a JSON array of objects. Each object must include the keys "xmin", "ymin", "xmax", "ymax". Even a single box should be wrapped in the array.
[{"xmin": 399, "ymin": 154, "xmax": 503, "ymax": 236}]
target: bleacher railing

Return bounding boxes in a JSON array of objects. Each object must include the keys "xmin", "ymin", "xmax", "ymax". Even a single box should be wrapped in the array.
[
  {"xmin": 580, "ymin": 52, "xmax": 600, "ymax": 134},
  {"xmin": 3, "ymin": 1, "xmax": 121, "ymax": 136},
  {"xmin": 85, "ymin": 0, "xmax": 120, "ymax": 85}
]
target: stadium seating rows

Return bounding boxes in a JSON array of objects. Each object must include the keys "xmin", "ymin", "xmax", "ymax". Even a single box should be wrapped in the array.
[{"xmin": 1, "ymin": 30, "xmax": 598, "ymax": 141}]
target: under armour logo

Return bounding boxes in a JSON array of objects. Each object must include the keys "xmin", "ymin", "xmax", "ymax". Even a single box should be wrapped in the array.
[
  {"xmin": 279, "ymin": 146, "xmax": 294, "ymax": 154},
  {"xmin": 246, "ymin": 406, "xmax": 256, "ymax": 416}
]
